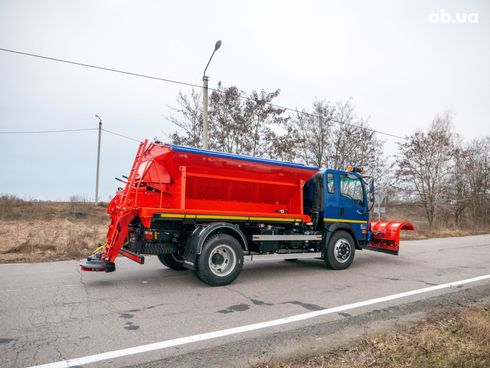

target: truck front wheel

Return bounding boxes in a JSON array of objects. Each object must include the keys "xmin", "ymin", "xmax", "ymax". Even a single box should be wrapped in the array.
[
  {"xmin": 195, "ymin": 234, "xmax": 244, "ymax": 286},
  {"xmin": 324, "ymin": 230, "xmax": 355, "ymax": 270}
]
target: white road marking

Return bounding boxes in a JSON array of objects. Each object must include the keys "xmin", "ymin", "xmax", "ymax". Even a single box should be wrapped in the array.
[{"xmin": 30, "ymin": 274, "xmax": 490, "ymax": 368}]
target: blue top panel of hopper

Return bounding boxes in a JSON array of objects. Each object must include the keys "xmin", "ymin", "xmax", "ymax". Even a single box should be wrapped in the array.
[{"xmin": 168, "ymin": 144, "xmax": 319, "ymax": 171}]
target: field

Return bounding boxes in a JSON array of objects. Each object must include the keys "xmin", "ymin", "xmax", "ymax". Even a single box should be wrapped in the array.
[
  {"xmin": 0, "ymin": 196, "xmax": 107, "ymax": 262},
  {"xmin": 0, "ymin": 196, "xmax": 488, "ymax": 263}
]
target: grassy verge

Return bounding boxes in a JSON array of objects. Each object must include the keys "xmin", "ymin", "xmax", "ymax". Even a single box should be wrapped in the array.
[
  {"xmin": 385, "ymin": 203, "xmax": 490, "ymax": 240},
  {"xmin": 0, "ymin": 196, "xmax": 108, "ymax": 262},
  {"xmin": 257, "ymin": 304, "xmax": 490, "ymax": 368}
]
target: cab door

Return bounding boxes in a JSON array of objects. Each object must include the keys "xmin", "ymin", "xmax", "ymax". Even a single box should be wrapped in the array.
[
  {"xmin": 338, "ymin": 173, "xmax": 369, "ymax": 242},
  {"xmin": 323, "ymin": 170, "xmax": 339, "ymax": 223},
  {"xmin": 324, "ymin": 170, "xmax": 368, "ymax": 243}
]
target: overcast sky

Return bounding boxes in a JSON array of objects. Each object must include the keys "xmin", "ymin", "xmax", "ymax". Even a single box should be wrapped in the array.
[{"xmin": 0, "ymin": 0, "xmax": 489, "ymax": 200}]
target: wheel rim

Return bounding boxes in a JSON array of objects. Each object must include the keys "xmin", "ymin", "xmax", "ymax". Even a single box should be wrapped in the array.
[
  {"xmin": 208, "ymin": 244, "xmax": 236, "ymax": 277},
  {"xmin": 171, "ymin": 250, "xmax": 184, "ymax": 263},
  {"xmin": 333, "ymin": 238, "xmax": 351, "ymax": 263}
]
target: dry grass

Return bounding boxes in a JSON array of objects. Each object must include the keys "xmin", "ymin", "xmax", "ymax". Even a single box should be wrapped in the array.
[
  {"xmin": 383, "ymin": 203, "xmax": 490, "ymax": 240},
  {"xmin": 0, "ymin": 195, "xmax": 107, "ymax": 223},
  {"xmin": 0, "ymin": 196, "xmax": 108, "ymax": 262},
  {"xmin": 401, "ymin": 228, "xmax": 490, "ymax": 241},
  {"xmin": 257, "ymin": 304, "xmax": 490, "ymax": 368}
]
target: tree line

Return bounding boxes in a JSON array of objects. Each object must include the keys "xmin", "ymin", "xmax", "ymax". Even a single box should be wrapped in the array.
[
  {"xmin": 169, "ymin": 85, "xmax": 490, "ymax": 229},
  {"xmin": 396, "ymin": 112, "xmax": 490, "ymax": 229}
]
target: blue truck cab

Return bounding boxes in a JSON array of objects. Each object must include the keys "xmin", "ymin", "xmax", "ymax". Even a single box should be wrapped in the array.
[
  {"xmin": 303, "ymin": 167, "xmax": 372, "ymax": 267},
  {"xmin": 323, "ymin": 169, "xmax": 370, "ymax": 246}
]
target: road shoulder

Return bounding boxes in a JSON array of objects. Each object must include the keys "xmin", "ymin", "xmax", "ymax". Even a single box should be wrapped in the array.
[{"xmin": 132, "ymin": 283, "xmax": 490, "ymax": 368}]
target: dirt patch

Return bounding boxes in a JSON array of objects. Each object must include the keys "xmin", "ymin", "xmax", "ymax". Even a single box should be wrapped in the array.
[{"xmin": 257, "ymin": 304, "xmax": 490, "ymax": 368}]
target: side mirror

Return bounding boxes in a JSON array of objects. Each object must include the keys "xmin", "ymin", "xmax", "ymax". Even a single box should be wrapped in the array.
[{"xmin": 369, "ymin": 179, "xmax": 375, "ymax": 203}]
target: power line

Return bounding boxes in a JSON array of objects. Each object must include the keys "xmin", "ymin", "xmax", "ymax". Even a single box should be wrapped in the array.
[
  {"xmin": 0, "ymin": 47, "xmax": 201, "ymax": 89},
  {"xmin": 0, "ymin": 128, "xmax": 97, "ymax": 134},
  {"xmin": 264, "ymin": 103, "xmax": 406, "ymax": 140},
  {"xmin": 0, "ymin": 47, "xmax": 406, "ymax": 140},
  {"xmin": 0, "ymin": 126, "xmax": 141, "ymax": 142},
  {"xmin": 102, "ymin": 128, "xmax": 140, "ymax": 142}
]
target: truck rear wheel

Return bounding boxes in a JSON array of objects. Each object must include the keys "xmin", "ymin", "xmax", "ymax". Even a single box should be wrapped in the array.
[
  {"xmin": 324, "ymin": 230, "xmax": 355, "ymax": 270},
  {"xmin": 195, "ymin": 234, "xmax": 244, "ymax": 286},
  {"xmin": 158, "ymin": 251, "xmax": 187, "ymax": 271}
]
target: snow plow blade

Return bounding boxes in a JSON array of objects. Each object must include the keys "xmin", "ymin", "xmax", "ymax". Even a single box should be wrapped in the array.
[{"xmin": 366, "ymin": 221, "xmax": 415, "ymax": 255}]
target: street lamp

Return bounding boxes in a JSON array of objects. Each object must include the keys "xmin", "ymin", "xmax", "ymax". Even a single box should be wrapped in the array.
[{"xmin": 202, "ymin": 40, "xmax": 222, "ymax": 150}]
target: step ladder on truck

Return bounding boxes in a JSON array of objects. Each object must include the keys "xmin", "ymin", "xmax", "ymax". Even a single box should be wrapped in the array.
[{"xmin": 81, "ymin": 140, "xmax": 414, "ymax": 286}]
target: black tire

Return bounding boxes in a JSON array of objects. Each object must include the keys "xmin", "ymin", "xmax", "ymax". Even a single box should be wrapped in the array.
[
  {"xmin": 324, "ymin": 230, "xmax": 355, "ymax": 270},
  {"xmin": 284, "ymin": 258, "xmax": 298, "ymax": 262},
  {"xmin": 158, "ymin": 251, "xmax": 187, "ymax": 271},
  {"xmin": 195, "ymin": 234, "xmax": 244, "ymax": 286}
]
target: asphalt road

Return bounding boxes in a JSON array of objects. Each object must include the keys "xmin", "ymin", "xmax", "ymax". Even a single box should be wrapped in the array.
[{"xmin": 1, "ymin": 235, "xmax": 489, "ymax": 368}]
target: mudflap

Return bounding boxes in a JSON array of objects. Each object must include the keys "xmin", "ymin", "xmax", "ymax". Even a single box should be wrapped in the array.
[
  {"xmin": 120, "ymin": 248, "xmax": 145, "ymax": 264},
  {"xmin": 366, "ymin": 221, "xmax": 415, "ymax": 255}
]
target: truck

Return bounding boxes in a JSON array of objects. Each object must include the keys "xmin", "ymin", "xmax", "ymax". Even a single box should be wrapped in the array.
[{"xmin": 80, "ymin": 140, "xmax": 414, "ymax": 286}]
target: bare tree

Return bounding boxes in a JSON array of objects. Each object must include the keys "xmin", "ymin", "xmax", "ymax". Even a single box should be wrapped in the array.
[
  {"xmin": 269, "ymin": 123, "xmax": 299, "ymax": 162},
  {"xmin": 169, "ymin": 84, "xmax": 288, "ymax": 158},
  {"xmin": 462, "ymin": 136, "xmax": 490, "ymax": 227},
  {"xmin": 168, "ymin": 89, "xmax": 203, "ymax": 147},
  {"xmin": 282, "ymin": 99, "xmax": 384, "ymax": 176},
  {"xmin": 289, "ymin": 100, "xmax": 335, "ymax": 167},
  {"xmin": 330, "ymin": 100, "xmax": 385, "ymax": 179},
  {"xmin": 243, "ymin": 89, "xmax": 288, "ymax": 157},
  {"xmin": 448, "ymin": 137, "xmax": 472, "ymax": 227},
  {"xmin": 395, "ymin": 112, "xmax": 455, "ymax": 228},
  {"xmin": 208, "ymin": 85, "xmax": 245, "ymax": 153}
]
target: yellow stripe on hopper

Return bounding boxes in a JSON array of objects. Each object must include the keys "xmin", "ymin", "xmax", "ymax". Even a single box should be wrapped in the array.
[
  {"xmin": 250, "ymin": 217, "xmax": 301, "ymax": 222},
  {"xmin": 160, "ymin": 213, "xmax": 186, "ymax": 218}
]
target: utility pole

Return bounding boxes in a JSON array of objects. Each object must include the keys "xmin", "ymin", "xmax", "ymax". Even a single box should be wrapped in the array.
[
  {"xmin": 202, "ymin": 75, "xmax": 209, "ymax": 149},
  {"xmin": 202, "ymin": 40, "xmax": 222, "ymax": 150},
  {"xmin": 95, "ymin": 115, "xmax": 102, "ymax": 204}
]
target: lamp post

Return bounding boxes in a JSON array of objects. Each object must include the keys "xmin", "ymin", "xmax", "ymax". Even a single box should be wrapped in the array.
[{"xmin": 202, "ymin": 40, "xmax": 222, "ymax": 150}]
